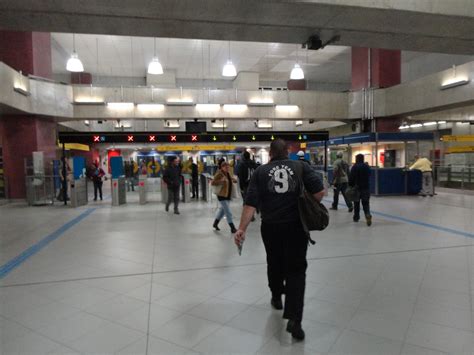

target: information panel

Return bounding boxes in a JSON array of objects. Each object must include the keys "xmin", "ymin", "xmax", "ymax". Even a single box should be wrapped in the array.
[{"xmin": 59, "ymin": 131, "xmax": 329, "ymax": 144}]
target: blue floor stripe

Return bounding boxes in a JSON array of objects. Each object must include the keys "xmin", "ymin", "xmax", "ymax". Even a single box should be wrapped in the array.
[
  {"xmin": 0, "ymin": 208, "xmax": 96, "ymax": 279},
  {"xmin": 323, "ymin": 198, "xmax": 474, "ymax": 239}
]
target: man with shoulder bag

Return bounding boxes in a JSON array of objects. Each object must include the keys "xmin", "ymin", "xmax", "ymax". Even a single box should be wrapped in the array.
[
  {"xmin": 330, "ymin": 152, "xmax": 353, "ymax": 212},
  {"xmin": 234, "ymin": 139, "xmax": 326, "ymax": 341}
]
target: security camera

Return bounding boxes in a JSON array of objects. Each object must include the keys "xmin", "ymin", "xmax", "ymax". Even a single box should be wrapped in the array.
[{"xmin": 304, "ymin": 34, "xmax": 341, "ymax": 50}]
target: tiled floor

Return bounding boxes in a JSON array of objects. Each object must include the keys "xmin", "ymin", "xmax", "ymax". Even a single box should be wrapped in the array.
[{"xmin": 0, "ymin": 187, "xmax": 473, "ymax": 354}]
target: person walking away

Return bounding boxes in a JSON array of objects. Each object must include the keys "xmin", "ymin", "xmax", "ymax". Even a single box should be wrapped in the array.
[
  {"xmin": 409, "ymin": 155, "xmax": 434, "ymax": 196},
  {"xmin": 237, "ymin": 151, "xmax": 257, "ymax": 221},
  {"xmin": 330, "ymin": 152, "xmax": 353, "ymax": 212},
  {"xmin": 189, "ymin": 157, "xmax": 199, "ymax": 199},
  {"xmin": 349, "ymin": 154, "xmax": 372, "ymax": 226},
  {"xmin": 163, "ymin": 156, "xmax": 181, "ymax": 214},
  {"xmin": 296, "ymin": 150, "xmax": 311, "ymax": 165},
  {"xmin": 234, "ymin": 139, "xmax": 325, "ymax": 341},
  {"xmin": 212, "ymin": 161, "xmax": 238, "ymax": 233},
  {"xmin": 124, "ymin": 161, "xmax": 135, "ymax": 192},
  {"xmin": 91, "ymin": 162, "xmax": 105, "ymax": 201}
]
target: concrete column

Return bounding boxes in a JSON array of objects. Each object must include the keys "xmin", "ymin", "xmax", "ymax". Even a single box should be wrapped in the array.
[{"xmin": 0, "ymin": 31, "xmax": 56, "ymax": 199}]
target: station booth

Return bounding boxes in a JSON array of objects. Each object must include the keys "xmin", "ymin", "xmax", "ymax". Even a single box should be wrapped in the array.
[{"xmin": 308, "ymin": 132, "xmax": 435, "ymax": 196}]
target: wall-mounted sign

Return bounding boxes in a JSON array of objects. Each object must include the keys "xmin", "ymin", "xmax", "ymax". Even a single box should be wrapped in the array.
[{"xmin": 441, "ymin": 135, "xmax": 474, "ymax": 142}]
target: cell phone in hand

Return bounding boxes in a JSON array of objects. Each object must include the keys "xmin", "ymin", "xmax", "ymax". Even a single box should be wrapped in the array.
[{"xmin": 237, "ymin": 239, "xmax": 243, "ymax": 256}]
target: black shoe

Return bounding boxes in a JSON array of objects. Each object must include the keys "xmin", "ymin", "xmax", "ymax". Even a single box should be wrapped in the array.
[
  {"xmin": 366, "ymin": 215, "xmax": 372, "ymax": 226},
  {"xmin": 93, "ymin": 198, "xmax": 97, "ymax": 201},
  {"xmin": 329, "ymin": 207, "xmax": 337, "ymax": 211},
  {"xmin": 353, "ymin": 217, "xmax": 359, "ymax": 222},
  {"xmin": 165, "ymin": 205, "xmax": 169, "ymax": 212},
  {"xmin": 100, "ymin": 197, "xmax": 103, "ymax": 201},
  {"xmin": 174, "ymin": 210, "xmax": 180, "ymax": 215},
  {"xmin": 229, "ymin": 223, "xmax": 237, "ymax": 234},
  {"xmin": 270, "ymin": 295, "xmax": 283, "ymax": 310},
  {"xmin": 348, "ymin": 207, "xmax": 353, "ymax": 213},
  {"xmin": 286, "ymin": 320, "xmax": 305, "ymax": 341},
  {"xmin": 213, "ymin": 219, "xmax": 220, "ymax": 231}
]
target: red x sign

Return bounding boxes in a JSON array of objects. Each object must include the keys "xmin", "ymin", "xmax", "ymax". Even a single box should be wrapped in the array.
[
  {"xmin": 149, "ymin": 135, "xmax": 156, "ymax": 142},
  {"xmin": 127, "ymin": 135, "xmax": 134, "ymax": 142},
  {"xmin": 93, "ymin": 135, "xmax": 100, "ymax": 142},
  {"xmin": 191, "ymin": 135, "xmax": 198, "ymax": 142},
  {"xmin": 170, "ymin": 135, "xmax": 177, "ymax": 142}
]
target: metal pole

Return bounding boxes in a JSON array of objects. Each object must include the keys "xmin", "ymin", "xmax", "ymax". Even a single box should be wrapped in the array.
[
  {"xmin": 324, "ymin": 140, "xmax": 328, "ymax": 172},
  {"xmin": 62, "ymin": 142, "xmax": 67, "ymax": 205}
]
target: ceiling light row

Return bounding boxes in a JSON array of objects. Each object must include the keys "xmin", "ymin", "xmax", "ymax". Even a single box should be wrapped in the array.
[
  {"xmin": 399, "ymin": 121, "xmax": 447, "ymax": 130},
  {"xmin": 98, "ymin": 101, "xmax": 299, "ymax": 111},
  {"xmin": 66, "ymin": 36, "xmax": 305, "ymax": 80}
]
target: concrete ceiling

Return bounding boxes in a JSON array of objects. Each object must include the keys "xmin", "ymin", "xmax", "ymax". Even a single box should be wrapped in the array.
[
  {"xmin": 3, "ymin": 0, "xmax": 474, "ymax": 55},
  {"xmin": 52, "ymin": 33, "xmax": 351, "ymax": 82}
]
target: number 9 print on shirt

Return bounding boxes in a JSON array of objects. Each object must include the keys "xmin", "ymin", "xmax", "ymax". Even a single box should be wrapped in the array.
[{"xmin": 267, "ymin": 165, "xmax": 297, "ymax": 194}]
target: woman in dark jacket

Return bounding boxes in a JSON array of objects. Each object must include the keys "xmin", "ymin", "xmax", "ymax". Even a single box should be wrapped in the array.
[{"xmin": 349, "ymin": 154, "xmax": 372, "ymax": 226}]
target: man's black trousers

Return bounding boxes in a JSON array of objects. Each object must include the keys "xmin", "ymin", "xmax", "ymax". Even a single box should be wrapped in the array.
[{"xmin": 261, "ymin": 221, "xmax": 308, "ymax": 322}]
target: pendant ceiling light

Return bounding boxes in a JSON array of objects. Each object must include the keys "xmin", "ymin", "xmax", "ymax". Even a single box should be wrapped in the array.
[
  {"xmin": 66, "ymin": 34, "xmax": 84, "ymax": 72},
  {"xmin": 290, "ymin": 45, "xmax": 304, "ymax": 80},
  {"xmin": 148, "ymin": 38, "xmax": 164, "ymax": 75},
  {"xmin": 222, "ymin": 41, "xmax": 237, "ymax": 77}
]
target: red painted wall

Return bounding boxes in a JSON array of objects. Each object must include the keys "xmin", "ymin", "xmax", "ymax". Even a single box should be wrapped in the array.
[
  {"xmin": 71, "ymin": 72, "xmax": 92, "ymax": 84},
  {"xmin": 352, "ymin": 47, "xmax": 401, "ymax": 90},
  {"xmin": 287, "ymin": 80, "xmax": 306, "ymax": 90},
  {"xmin": 376, "ymin": 117, "xmax": 403, "ymax": 133},
  {"xmin": 0, "ymin": 31, "xmax": 52, "ymax": 78},
  {"xmin": 1, "ymin": 117, "xmax": 58, "ymax": 199}
]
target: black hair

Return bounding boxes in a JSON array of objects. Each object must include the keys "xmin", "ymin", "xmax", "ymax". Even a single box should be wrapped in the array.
[
  {"xmin": 355, "ymin": 154, "xmax": 364, "ymax": 163},
  {"xmin": 242, "ymin": 151, "xmax": 250, "ymax": 160},
  {"xmin": 270, "ymin": 139, "xmax": 288, "ymax": 160},
  {"xmin": 168, "ymin": 156, "xmax": 177, "ymax": 163}
]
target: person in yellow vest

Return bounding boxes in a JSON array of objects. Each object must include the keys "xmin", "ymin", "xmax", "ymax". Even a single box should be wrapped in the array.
[{"xmin": 409, "ymin": 155, "xmax": 434, "ymax": 196}]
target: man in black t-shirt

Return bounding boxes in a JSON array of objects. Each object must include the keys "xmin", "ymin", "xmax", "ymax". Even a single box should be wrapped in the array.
[
  {"xmin": 189, "ymin": 157, "xmax": 199, "ymax": 199},
  {"xmin": 234, "ymin": 139, "xmax": 325, "ymax": 341}
]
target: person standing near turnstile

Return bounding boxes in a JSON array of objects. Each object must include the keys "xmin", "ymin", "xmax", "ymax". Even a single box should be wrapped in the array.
[
  {"xmin": 163, "ymin": 156, "xmax": 181, "ymax": 214},
  {"xmin": 90, "ymin": 161, "xmax": 105, "ymax": 201},
  {"xmin": 189, "ymin": 157, "xmax": 199, "ymax": 199}
]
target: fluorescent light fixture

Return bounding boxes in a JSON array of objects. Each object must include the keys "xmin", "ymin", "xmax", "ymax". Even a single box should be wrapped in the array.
[
  {"xmin": 196, "ymin": 104, "xmax": 221, "ymax": 111},
  {"xmin": 423, "ymin": 122, "xmax": 437, "ymax": 126},
  {"xmin": 164, "ymin": 120, "xmax": 180, "ymax": 128},
  {"xmin": 441, "ymin": 78, "xmax": 469, "ymax": 90},
  {"xmin": 248, "ymin": 98, "xmax": 274, "ymax": 107},
  {"xmin": 166, "ymin": 99, "xmax": 195, "ymax": 106},
  {"xmin": 223, "ymin": 104, "xmax": 247, "ymax": 112},
  {"xmin": 257, "ymin": 120, "xmax": 272, "ymax": 128},
  {"xmin": 107, "ymin": 102, "xmax": 135, "ymax": 109},
  {"xmin": 73, "ymin": 99, "xmax": 105, "ymax": 106},
  {"xmin": 399, "ymin": 125, "xmax": 410, "ymax": 130},
  {"xmin": 148, "ymin": 57, "xmax": 164, "ymax": 75},
  {"xmin": 438, "ymin": 121, "xmax": 447, "ymax": 124},
  {"xmin": 275, "ymin": 105, "xmax": 299, "ymax": 112},
  {"xmin": 136, "ymin": 103, "xmax": 165, "ymax": 110},
  {"xmin": 211, "ymin": 119, "xmax": 227, "ymax": 128},
  {"xmin": 13, "ymin": 86, "xmax": 30, "ymax": 96},
  {"xmin": 295, "ymin": 120, "xmax": 303, "ymax": 126},
  {"xmin": 409, "ymin": 123, "xmax": 423, "ymax": 128},
  {"xmin": 66, "ymin": 53, "xmax": 84, "ymax": 73},
  {"xmin": 84, "ymin": 120, "xmax": 90, "ymax": 126},
  {"xmin": 222, "ymin": 60, "xmax": 237, "ymax": 77},
  {"xmin": 290, "ymin": 63, "xmax": 304, "ymax": 80}
]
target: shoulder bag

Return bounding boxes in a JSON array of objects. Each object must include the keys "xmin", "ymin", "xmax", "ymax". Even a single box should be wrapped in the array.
[{"xmin": 296, "ymin": 162, "xmax": 330, "ymax": 236}]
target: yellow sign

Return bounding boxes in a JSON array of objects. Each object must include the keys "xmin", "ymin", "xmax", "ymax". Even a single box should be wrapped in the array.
[
  {"xmin": 441, "ymin": 135, "xmax": 474, "ymax": 142},
  {"xmin": 446, "ymin": 146, "xmax": 474, "ymax": 153},
  {"xmin": 155, "ymin": 145, "xmax": 236, "ymax": 152},
  {"xmin": 57, "ymin": 142, "xmax": 90, "ymax": 152}
]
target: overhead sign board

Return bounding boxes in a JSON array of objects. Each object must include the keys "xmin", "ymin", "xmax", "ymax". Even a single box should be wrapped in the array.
[{"xmin": 58, "ymin": 131, "xmax": 329, "ymax": 144}]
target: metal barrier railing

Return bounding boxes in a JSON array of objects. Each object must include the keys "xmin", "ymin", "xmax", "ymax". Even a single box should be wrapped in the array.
[
  {"xmin": 25, "ymin": 175, "xmax": 58, "ymax": 206},
  {"xmin": 434, "ymin": 165, "xmax": 474, "ymax": 190}
]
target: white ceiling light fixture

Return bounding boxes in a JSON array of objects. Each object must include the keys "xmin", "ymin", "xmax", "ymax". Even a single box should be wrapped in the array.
[
  {"xmin": 66, "ymin": 34, "xmax": 84, "ymax": 72},
  {"xmin": 148, "ymin": 38, "xmax": 164, "ymax": 75},
  {"xmin": 441, "ymin": 65, "xmax": 469, "ymax": 90},
  {"xmin": 409, "ymin": 123, "xmax": 423, "ymax": 128},
  {"xmin": 290, "ymin": 45, "xmax": 304, "ymax": 80},
  {"xmin": 438, "ymin": 121, "xmax": 447, "ymax": 124},
  {"xmin": 222, "ymin": 41, "xmax": 237, "ymax": 77},
  {"xmin": 295, "ymin": 120, "xmax": 303, "ymax": 126},
  {"xmin": 399, "ymin": 124, "xmax": 410, "ymax": 130},
  {"xmin": 423, "ymin": 122, "xmax": 437, "ymax": 126}
]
